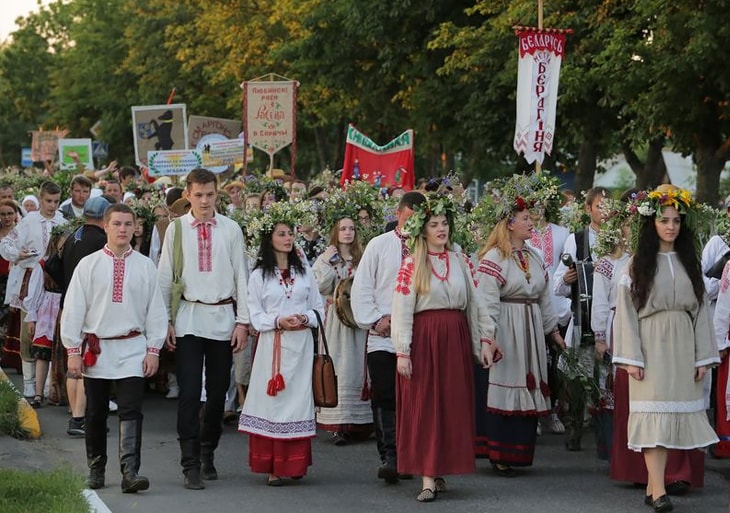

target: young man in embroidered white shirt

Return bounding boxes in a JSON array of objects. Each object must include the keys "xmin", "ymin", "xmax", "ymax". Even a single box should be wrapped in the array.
[
  {"xmin": 351, "ymin": 190, "xmax": 425, "ymax": 484},
  {"xmin": 61, "ymin": 203, "xmax": 168, "ymax": 493},
  {"xmin": 158, "ymin": 168, "xmax": 250, "ymax": 490},
  {"xmin": 0, "ymin": 181, "xmax": 65, "ymax": 398}
]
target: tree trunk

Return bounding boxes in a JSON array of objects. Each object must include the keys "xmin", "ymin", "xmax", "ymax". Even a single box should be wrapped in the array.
[
  {"xmin": 694, "ymin": 142, "xmax": 726, "ymax": 205},
  {"xmin": 622, "ymin": 137, "xmax": 667, "ymax": 190},
  {"xmin": 574, "ymin": 140, "xmax": 597, "ymax": 194}
]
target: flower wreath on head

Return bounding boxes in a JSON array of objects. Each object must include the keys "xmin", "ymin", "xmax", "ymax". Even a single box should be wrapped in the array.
[
  {"xmin": 401, "ymin": 193, "xmax": 458, "ymax": 253},
  {"xmin": 593, "ymin": 197, "xmax": 631, "ymax": 259},
  {"xmin": 528, "ymin": 171, "xmax": 563, "ymax": 224},
  {"xmin": 468, "ymin": 173, "xmax": 537, "ymax": 247},
  {"xmin": 244, "ymin": 199, "xmax": 316, "ymax": 259}
]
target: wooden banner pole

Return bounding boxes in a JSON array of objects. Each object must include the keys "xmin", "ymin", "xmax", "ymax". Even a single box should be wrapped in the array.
[{"xmin": 536, "ymin": 0, "xmax": 544, "ymax": 175}]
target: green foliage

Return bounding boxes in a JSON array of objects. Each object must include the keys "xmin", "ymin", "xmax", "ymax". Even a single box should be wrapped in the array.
[
  {"xmin": 0, "ymin": 466, "xmax": 87, "ymax": 513},
  {"xmin": 0, "ymin": 380, "xmax": 27, "ymax": 439}
]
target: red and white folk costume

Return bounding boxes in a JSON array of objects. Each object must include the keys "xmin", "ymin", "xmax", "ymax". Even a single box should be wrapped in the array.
[
  {"xmin": 60, "ymin": 246, "xmax": 168, "ymax": 377},
  {"xmin": 712, "ymin": 262, "xmax": 730, "ymax": 458},
  {"xmin": 391, "ymin": 250, "xmax": 491, "ymax": 477}
]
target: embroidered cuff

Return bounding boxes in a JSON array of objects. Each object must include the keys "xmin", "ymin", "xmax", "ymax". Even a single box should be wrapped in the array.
[
  {"xmin": 67, "ymin": 347, "xmax": 82, "ymax": 356},
  {"xmin": 480, "ymin": 338, "xmax": 493, "ymax": 346},
  {"xmin": 594, "ymin": 331, "xmax": 606, "ymax": 342},
  {"xmin": 146, "ymin": 347, "xmax": 160, "ymax": 356},
  {"xmin": 396, "ymin": 352, "xmax": 410, "ymax": 359}
]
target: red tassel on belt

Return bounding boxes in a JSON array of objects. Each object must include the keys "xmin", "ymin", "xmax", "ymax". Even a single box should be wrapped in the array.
[
  {"xmin": 82, "ymin": 334, "xmax": 101, "ymax": 367},
  {"xmin": 267, "ymin": 330, "xmax": 285, "ymax": 396}
]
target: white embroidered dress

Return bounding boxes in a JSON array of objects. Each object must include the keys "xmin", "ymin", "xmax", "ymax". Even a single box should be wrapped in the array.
[
  {"xmin": 312, "ymin": 256, "xmax": 371, "ymax": 426},
  {"xmin": 613, "ymin": 253, "xmax": 720, "ymax": 450},
  {"xmin": 239, "ymin": 266, "xmax": 325, "ymax": 440}
]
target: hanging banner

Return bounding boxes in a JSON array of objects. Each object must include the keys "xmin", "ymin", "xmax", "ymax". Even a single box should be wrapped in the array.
[
  {"xmin": 131, "ymin": 104, "xmax": 188, "ymax": 166},
  {"xmin": 188, "ymin": 116, "xmax": 242, "ymax": 148},
  {"xmin": 339, "ymin": 125, "xmax": 415, "ymax": 191},
  {"xmin": 30, "ymin": 129, "xmax": 68, "ymax": 162},
  {"xmin": 242, "ymin": 81, "xmax": 296, "ymax": 156},
  {"xmin": 513, "ymin": 27, "xmax": 568, "ymax": 165}
]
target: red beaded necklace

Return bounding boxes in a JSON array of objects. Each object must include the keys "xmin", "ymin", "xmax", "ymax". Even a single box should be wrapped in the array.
[
  {"xmin": 512, "ymin": 248, "xmax": 531, "ymax": 283},
  {"xmin": 428, "ymin": 250, "xmax": 449, "ymax": 281}
]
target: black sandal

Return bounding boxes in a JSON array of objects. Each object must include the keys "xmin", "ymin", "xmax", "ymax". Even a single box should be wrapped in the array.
[
  {"xmin": 434, "ymin": 477, "xmax": 447, "ymax": 493},
  {"xmin": 266, "ymin": 476, "xmax": 283, "ymax": 487},
  {"xmin": 492, "ymin": 464, "xmax": 517, "ymax": 478},
  {"xmin": 416, "ymin": 488, "xmax": 437, "ymax": 502},
  {"xmin": 30, "ymin": 395, "xmax": 43, "ymax": 409}
]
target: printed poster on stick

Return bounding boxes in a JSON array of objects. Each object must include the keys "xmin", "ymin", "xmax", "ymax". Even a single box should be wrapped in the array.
[
  {"xmin": 147, "ymin": 150, "xmax": 201, "ymax": 176},
  {"xmin": 243, "ymin": 81, "xmax": 296, "ymax": 156},
  {"xmin": 200, "ymin": 138, "xmax": 246, "ymax": 169},
  {"xmin": 513, "ymin": 27, "xmax": 569, "ymax": 165},
  {"xmin": 31, "ymin": 130, "xmax": 69, "ymax": 162},
  {"xmin": 58, "ymin": 138, "xmax": 93, "ymax": 170},
  {"xmin": 188, "ymin": 116, "xmax": 241, "ymax": 148},
  {"xmin": 131, "ymin": 104, "xmax": 188, "ymax": 167}
]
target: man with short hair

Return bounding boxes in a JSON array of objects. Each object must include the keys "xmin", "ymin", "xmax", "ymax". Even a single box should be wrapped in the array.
[
  {"xmin": 119, "ymin": 167, "xmax": 141, "ymax": 189},
  {"xmin": 62, "ymin": 203, "xmax": 167, "ymax": 493},
  {"xmin": 158, "ymin": 168, "xmax": 250, "ymax": 490},
  {"xmin": 60, "ymin": 175, "xmax": 93, "ymax": 219},
  {"xmin": 351, "ymin": 191, "xmax": 425, "ymax": 483},
  {"xmin": 0, "ymin": 184, "xmax": 14, "ymax": 202},
  {"xmin": 104, "ymin": 180, "xmax": 123, "ymax": 203}
]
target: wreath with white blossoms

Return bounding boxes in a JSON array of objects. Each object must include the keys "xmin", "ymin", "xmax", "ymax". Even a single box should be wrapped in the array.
[
  {"xmin": 593, "ymin": 197, "xmax": 631, "ymax": 259},
  {"xmin": 244, "ymin": 199, "xmax": 316, "ymax": 258}
]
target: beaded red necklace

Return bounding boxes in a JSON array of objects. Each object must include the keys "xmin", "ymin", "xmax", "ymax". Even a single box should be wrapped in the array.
[
  {"xmin": 513, "ymin": 249, "xmax": 531, "ymax": 283},
  {"xmin": 428, "ymin": 250, "xmax": 449, "ymax": 281}
]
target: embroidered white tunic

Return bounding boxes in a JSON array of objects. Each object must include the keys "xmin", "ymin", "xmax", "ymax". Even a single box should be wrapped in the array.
[
  {"xmin": 552, "ymin": 226, "xmax": 598, "ymax": 298},
  {"xmin": 391, "ymin": 251, "xmax": 490, "ymax": 358},
  {"xmin": 351, "ymin": 230, "xmax": 407, "ymax": 354},
  {"xmin": 701, "ymin": 234, "xmax": 729, "ymax": 303},
  {"xmin": 712, "ymin": 262, "xmax": 730, "ymax": 419},
  {"xmin": 60, "ymin": 247, "xmax": 168, "ymax": 380},
  {"xmin": 158, "ymin": 213, "xmax": 249, "ymax": 341},
  {"xmin": 613, "ymin": 253, "xmax": 720, "ymax": 450},
  {"xmin": 0, "ymin": 211, "xmax": 66, "ymax": 308},
  {"xmin": 239, "ymin": 266, "xmax": 324, "ymax": 440},
  {"xmin": 591, "ymin": 253, "xmax": 630, "ymax": 349},
  {"xmin": 476, "ymin": 246, "xmax": 557, "ymax": 415}
]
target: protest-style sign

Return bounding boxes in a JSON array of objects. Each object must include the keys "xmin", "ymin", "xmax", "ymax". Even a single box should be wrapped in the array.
[
  {"xmin": 30, "ymin": 129, "xmax": 68, "ymax": 162},
  {"xmin": 513, "ymin": 27, "xmax": 569, "ymax": 165},
  {"xmin": 58, "ymin": 138, "xmax": 94, "ymax": 170},
  {"xmin": 131, "ymin": 104, "xmax": 188, "ymax": 166},
  {"xmin": 339, "ymin": 125, "xmax": 415, "ymax": 191},
  {"xmin": 147, "ymin": 149, "xmax": 201, "ymax": 176},
  {"xmin": 188, "ymin": 116, "xmax": 241, "ymax": 148},
  {"xmin": 200, "ymin": 138, "xmax": 246, "ymax": 169}
]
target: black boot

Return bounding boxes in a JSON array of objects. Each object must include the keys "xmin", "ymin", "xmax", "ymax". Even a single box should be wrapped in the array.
[
  {"xmin": 119, "ymin": 419, "xmax": 150, "ymax": 493},
  {"xmin": 85, "ymin": 420, "xmax": 106, "ymax": 490},
  {"xmin": 200, "ymin": 441, "xmax": 218, "ymax": 481},
  {"xmin": 180, "ymin": 439, "xmax": 205, "ymax": 490},
  {"xmin": 374, "ymin": 408, "xmax": 399, "ymax": 484}
]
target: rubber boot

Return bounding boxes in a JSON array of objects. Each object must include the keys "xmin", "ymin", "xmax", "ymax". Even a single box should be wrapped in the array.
[
  {"xmin": 85, "ymin": 420, "xmax": 107, "ymax": 489},
  {"xmin": 119, "ymin": 419, "xmax": 150, "ymax": 493},
  {"xmin": 180, "ymin": 439, "xmax": 204, "ymax": 490}
]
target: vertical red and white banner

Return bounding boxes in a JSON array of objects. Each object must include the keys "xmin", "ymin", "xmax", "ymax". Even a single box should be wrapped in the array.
[
  {"xmin": 242, "ymin": 80, "xmax": 297, "ymax": 176},
  {"xmin": 513, "ymin": 28, "xmax": 567, "ymax": 165},
  {"xmin": 340, "ymin": 125, "xmax": 415, "ymax": 191}
]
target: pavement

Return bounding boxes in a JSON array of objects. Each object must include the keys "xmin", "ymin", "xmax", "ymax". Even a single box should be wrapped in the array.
[{"xmin": 1, "ymin": 369, "xmax": 728, "ymax": 513}]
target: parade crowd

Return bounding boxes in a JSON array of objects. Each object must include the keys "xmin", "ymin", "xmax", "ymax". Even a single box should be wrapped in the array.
[{"xmin": 0, "ymin": 163, "xmax": 728, "ymax": 512}]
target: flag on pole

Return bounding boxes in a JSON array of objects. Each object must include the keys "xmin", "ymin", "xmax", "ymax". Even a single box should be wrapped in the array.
[
  {"xmin": 340, "ymin": 125, "xmax": 415, "ymax": 190},
  {"xmin": 513, "ymin": 27, "xmax": 568, "ymax": 165}
]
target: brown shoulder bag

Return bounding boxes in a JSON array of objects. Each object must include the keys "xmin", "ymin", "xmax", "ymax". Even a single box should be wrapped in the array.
[{"xmin": 312, "ymin": 310, "xmax": 338, "ymax": 408}]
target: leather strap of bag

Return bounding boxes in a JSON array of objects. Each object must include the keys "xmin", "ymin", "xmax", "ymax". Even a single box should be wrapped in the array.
[
  {"xmin": 172, "ymin": 218, "xmax": 183, "ymax": 281},
  {"xmin": 312, "ymin": 311, "xmax": 331, "ymax": 358}
]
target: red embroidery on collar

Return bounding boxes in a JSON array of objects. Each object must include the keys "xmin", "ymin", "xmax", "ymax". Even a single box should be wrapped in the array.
[{"xmin": 102, "ymin": 246, "xmax": 133, "ymax": 303}]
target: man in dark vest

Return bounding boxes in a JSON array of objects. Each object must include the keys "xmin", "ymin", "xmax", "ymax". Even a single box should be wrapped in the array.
[{"xmin": 553, "ymin": 186, "xmax": 608, "ymax": 451}]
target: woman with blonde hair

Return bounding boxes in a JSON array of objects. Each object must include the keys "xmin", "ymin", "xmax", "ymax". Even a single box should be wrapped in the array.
[
  {"xmin": 476, "ymin": 188, "xmax": 565, "ymax": 477},
  {"xmin": 391, "ymin": 193, "xmax": 495, "ymax": 502},
  {"xmin": 312, "ymin": 201, "xmax": 370, "ymax": 445}
]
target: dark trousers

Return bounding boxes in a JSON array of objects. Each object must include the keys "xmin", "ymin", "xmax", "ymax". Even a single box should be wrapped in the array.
[
  {"xmin": 176, "ymin": 335, "xmax": 232, "ymax": 445},
  {"xmin": 85, "ymin": 377, "xmax": 145, "ymax": 442},
  {"xmin": 367, "ymin": 351, "xmax": 396, "ymax": 411}
]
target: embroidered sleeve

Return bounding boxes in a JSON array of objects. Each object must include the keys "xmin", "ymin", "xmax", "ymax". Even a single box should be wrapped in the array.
[
  {"xmin": 714, "ymin": 264, "xmax": 730, "ymax": 351},
  {"xmin": 720, "ymin": 261, "xmax": 730, "ymax": 294},
  {"xmin": 594, "ymin": 258, "xmax": 614, "ymax": 280},
  {"xmin": 477, "ymin": 259, "xmax": 506, "ymax": 287},
  {"xmin": 459, "ymin": 252, "xmax": 479, "ymax": 288},
  {"xmin": 395, "ymin": 256, "xmax": 415, "ymax": 296}
]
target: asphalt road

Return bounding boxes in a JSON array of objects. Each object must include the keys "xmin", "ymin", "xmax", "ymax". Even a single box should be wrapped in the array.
[{"xmin": 3, "ymin": 374, "xmax": 729, "ymax": 513}]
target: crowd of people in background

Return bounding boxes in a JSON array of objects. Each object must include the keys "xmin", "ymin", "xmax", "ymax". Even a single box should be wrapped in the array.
[{"xmin": 0, "ymin": 162, "xmax": 727, "ymax": 512}]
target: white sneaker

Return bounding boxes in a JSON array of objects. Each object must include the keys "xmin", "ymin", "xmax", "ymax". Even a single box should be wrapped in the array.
[
  {"xmin": 108, "ymin": 400, "xmax": 118, "ymax": 413},
  {"xmin": 166, "ymin": 385, "xmax": 179, "ymax": 399},
  {"xmin": 536, "ymin": 422, "xmax": 542, "ymax": 436}
]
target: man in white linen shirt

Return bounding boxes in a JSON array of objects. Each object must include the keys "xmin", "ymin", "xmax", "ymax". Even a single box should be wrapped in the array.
[
  {"xmin": 158, "ymin": 168, "xmax": 250, "ymax": 490},
  {"xmin": 61, "ymin": 203, "xmax": 168, "ymax": 493},
  {"xmin": 351, "ymin": 190, "xmax": 425, "ymax": 484}
]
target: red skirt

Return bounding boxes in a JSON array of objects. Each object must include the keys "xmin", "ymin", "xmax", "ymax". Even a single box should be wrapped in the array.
[
  {"xmin": 248, "ymin": 434, "xmax": 312, "ymax": 477},
  {"xmin": 396, "ymin": 309, "xmax": 475, "ymax": 476},
  {"xmin": 1, "ymin": 308, "xmax": 21, "ymax": 372},
  {"xmin": 610, "ymin": 368, "xmax": 704, "ymax": 487},
  {"xmin": 714, "ymin": 357, "xmax": 730, "ymax": 457}
]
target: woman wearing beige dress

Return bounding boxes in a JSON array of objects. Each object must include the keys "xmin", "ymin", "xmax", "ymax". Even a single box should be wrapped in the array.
[{"xmin": 613, "ymin": 185, "xmax": 719, "ymax": 512}]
